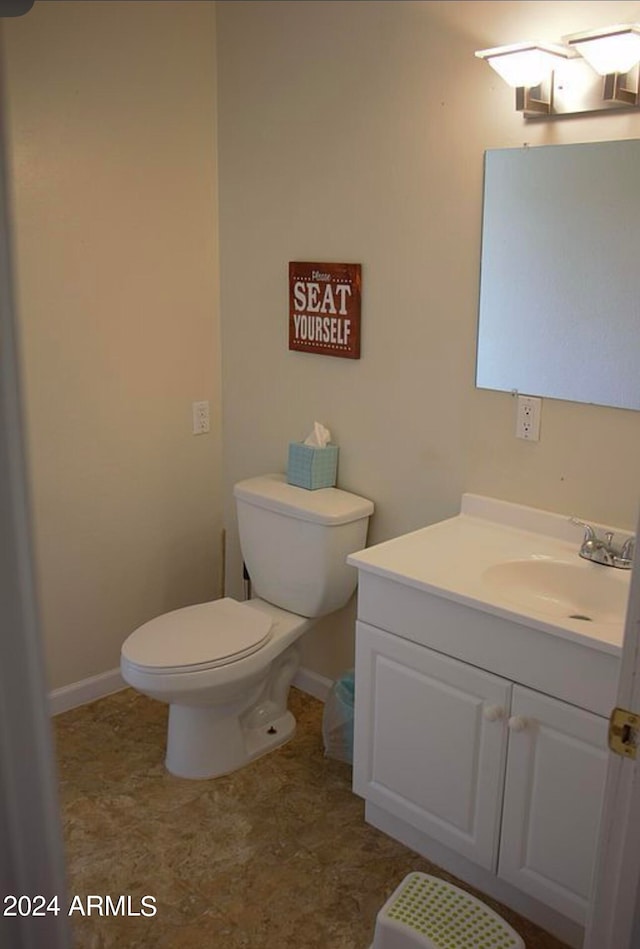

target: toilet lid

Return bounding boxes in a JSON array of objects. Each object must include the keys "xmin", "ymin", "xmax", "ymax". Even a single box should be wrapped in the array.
[{"xmin": 121, "ymin": 598, "xmax": 273, "ymax": 673}]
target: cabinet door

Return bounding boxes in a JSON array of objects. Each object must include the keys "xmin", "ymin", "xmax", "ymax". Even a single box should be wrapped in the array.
[
  {"xmin": 498, "ymin": 685, "xmax": 609, "ymax": 924},
  {"xmin": 353, "ymin": 622, "xmax": 511, "ymax": 870}
]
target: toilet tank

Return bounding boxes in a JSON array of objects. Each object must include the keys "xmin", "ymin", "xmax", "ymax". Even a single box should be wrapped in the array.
[{"xmin": 233, "ymin": 474, "xmax": 374, "ymax": 618}]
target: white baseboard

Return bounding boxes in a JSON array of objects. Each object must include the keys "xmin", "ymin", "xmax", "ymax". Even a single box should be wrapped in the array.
[
  {"xmin": 293, "ymin": 666, "xmax": 333, "ymax": 702},
  {"xmin": 50, "ymin": 663, "xmax": 332, "ymax": 717},
  {"xmin": 49, "ymin": 668, "xmax": 125, "ymax": 716}
]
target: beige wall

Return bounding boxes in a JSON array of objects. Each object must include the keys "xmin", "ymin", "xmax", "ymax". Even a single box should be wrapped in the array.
[
  {"xmin": 3, "ymin": 1, "xmax": 221, "ymax": 690},
  {"xmin": 217, "ymin": 1, "xmax": 640, "ymax": 678},
  {"xmin": 5, "ymin": 1, "xmax": 640, "ymax": 692}
]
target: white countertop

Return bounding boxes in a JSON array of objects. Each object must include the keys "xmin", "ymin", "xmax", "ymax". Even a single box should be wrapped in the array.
[{"xmin": 348, "ymin": 494, "xmax": 631, "ymax": 656}]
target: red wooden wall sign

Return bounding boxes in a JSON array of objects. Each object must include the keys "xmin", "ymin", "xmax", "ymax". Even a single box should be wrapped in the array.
[{"xmin": 289, "ymin": 261, "xmax": 361, "ymax": 359}]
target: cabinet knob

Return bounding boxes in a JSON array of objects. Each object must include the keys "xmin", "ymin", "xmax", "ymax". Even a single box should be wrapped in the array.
[
  {"xmin": 483, "ymin": 705, "xmax": 505, "ymax": 722},
  {"xmin": 508, "ymin": 715, "xmax": 528, "ymax": 732}
]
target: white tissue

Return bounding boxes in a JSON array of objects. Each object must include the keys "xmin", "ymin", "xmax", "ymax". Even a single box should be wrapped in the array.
[{"xmin": 303, "ymin": 421, "xmax": 331, "ymax": 448}]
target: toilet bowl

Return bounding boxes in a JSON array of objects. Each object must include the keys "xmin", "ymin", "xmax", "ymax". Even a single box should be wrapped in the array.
[{"xmin": 121, "ymin": 474, "xmax": 373, "ymax": 780}]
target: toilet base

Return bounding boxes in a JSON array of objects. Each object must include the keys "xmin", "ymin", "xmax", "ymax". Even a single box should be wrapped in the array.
[
  {"xmin": 245, "ymin": 708, "xmax": 296, "ymax": 763},
  {"xmin": 165, "ymin": 703, "xmax": 296, "ymax": 780}
]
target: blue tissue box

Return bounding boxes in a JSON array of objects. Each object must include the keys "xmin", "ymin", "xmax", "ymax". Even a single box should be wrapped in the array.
[{"xmin": 287, "ymin": 442, "xmax": 339, "ymax": 490}]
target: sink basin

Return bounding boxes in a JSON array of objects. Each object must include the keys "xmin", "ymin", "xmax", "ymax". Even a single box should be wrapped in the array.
[{"xmin": 482, "ymin": 559, "xmax": 629, "ymax": 625}]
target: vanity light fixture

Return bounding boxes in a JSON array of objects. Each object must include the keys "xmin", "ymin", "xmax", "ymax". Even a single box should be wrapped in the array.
[
  {"xmin": 565, "ymin": 25, "xmax": 640, "ymax": 105},
  {"xmin": 475, "ymin": 43, "xmax": 574, "ymax": 115},
  {"xmin": 476, "ymin": 24, "xmax": 640, "ymax": 118}
]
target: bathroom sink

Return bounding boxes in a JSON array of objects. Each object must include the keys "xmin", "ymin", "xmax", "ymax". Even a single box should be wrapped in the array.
[
  {"xmin": 482, "ymin": 559, "xmax": 629, "ymax": 625},
  {"xmin": 348, "ymin": 493, "xmax": 632, "ymax": 652}
]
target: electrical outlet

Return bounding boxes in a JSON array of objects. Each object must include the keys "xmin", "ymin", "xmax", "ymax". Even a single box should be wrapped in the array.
[
  {"xmin": 192, "ymin": 400, "xmax": 210, "ymax": 435},
  {"xmin": 516, "ymin": 395, "xmax": 541, "ymax": 441}
]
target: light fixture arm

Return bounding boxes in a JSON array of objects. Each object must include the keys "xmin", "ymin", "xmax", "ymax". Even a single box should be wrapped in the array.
[
  {"xmin": 602, "ymin": 68, "xmax": 639, "ymax": 105},
  {"xmin": 515, "ymin": 78, "xmax": 553, "ymax": 115}
]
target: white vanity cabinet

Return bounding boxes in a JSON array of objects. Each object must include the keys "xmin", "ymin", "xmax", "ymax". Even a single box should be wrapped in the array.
[
  {"xmin": 347, "ymin": 494, "xmax": 626, "ymax": 947},
  {"xmin": 354, "ymin": 622, "xmax": 609, "ymax": 927}
]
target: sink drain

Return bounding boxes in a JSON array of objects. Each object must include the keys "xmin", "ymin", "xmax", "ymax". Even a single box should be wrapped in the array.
[{"xmin": 569, "ymin": 613, "xmax": 592, "ymax": 622}]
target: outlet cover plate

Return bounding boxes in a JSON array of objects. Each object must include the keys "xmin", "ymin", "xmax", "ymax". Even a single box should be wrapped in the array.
[
  {"xmin": 192, "ymin": 400, "xmax": 210, "ymax": 435},
  {"xmin": 516, "ymin": 395, "xmax": 541, "ymax": 441}
]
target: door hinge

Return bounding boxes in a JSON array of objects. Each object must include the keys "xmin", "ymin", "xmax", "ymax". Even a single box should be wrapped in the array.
[{"xmin": 608, "ymin": 707, "xmax": 640, "ymax": 759}]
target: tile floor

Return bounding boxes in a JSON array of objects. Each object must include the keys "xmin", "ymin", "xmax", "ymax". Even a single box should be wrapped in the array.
[{"xmin": 54, "ymin": 687, "xmax": 570, "ymax": 948}]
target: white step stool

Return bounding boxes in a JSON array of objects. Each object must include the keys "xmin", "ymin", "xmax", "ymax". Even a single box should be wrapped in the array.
[{"xmin": 372, "ymin": 872, "xmax": 525, "ymax": 949}]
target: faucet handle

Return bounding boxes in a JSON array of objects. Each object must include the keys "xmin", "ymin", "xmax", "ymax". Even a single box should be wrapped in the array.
[
  {"xmin": 621, "ymin": 536, "xmax": 635, "ymax": 563},
  {"xmin": 569, "ymin": 516, "xmax": 596, "ymax": 541}
]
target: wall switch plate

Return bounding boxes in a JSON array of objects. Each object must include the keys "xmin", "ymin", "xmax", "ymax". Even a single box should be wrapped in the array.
[
  {"xmin": 192, "ymin": 400, "xmax": 210, "ymax": 435},
  {"xmin": 516, "ymin": 395, "xmax": 541, "ymax": 441}
]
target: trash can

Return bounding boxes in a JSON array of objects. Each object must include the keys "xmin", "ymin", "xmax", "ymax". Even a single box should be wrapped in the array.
[{"xmin": 322, "ymin": 669, "xmax": 355, "ymax": 764}]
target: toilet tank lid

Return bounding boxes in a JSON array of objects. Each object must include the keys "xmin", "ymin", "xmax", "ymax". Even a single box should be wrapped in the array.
[{"xmin": 233, "ymin": 474, "xmax": 374, "ymax": 525}]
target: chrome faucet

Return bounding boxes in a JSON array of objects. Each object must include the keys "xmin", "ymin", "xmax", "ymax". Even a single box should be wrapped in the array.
[{"xmin": 569, "ymin": 516, "xmax": 635, "ymax": 570}]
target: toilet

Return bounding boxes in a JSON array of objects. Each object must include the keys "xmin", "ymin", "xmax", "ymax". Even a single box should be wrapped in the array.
[{"xmin": 120, "ymin": 473, "xmax": 373, "ymax": 779}]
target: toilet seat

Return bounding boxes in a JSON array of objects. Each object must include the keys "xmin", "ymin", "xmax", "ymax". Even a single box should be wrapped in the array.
[{"xmin": 121, "ymin": 598, "xmax": 273, "ymax": 675}]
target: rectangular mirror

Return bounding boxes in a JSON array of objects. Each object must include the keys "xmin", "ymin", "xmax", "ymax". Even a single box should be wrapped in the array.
[{"xmin": 476, "ymin": 139, "xmax": 640, "ymax": 411}]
